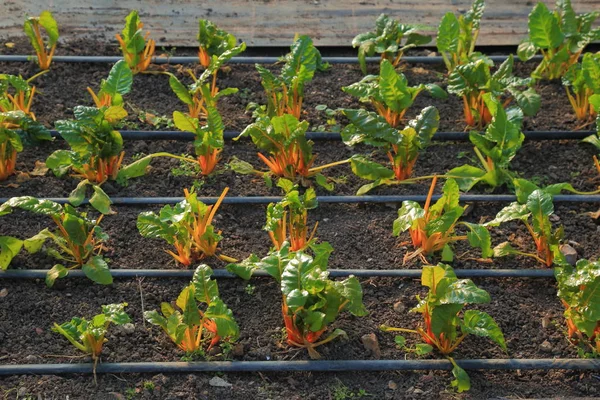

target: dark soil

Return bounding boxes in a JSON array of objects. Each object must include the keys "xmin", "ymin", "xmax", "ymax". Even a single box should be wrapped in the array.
[{"xmin": 0, "ymin": 38, "xmax": 599, "ymax": 399}]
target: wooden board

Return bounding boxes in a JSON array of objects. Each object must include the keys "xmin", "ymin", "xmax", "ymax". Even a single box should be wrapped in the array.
[{"xmin": 1, "ymin": 0, "xmax": 599, "ymax": 48}]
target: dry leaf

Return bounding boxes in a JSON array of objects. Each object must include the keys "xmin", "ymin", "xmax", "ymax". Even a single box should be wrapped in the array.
[
  {"xmin": 30, "ymin": 161, "xmax": 49, "ymax": 176},
  {"xmin": 4, "ymin": 42, "xmax": 15, "ymax": 48},
  {"xmin": 15, "ymin": 172, "xmax": 30, "ymax": 183}
]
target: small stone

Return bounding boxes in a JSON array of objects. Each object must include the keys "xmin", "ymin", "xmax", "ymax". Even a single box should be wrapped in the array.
[
  {"xmin": 413, "ymin": 388, "xmax": 424, "ymax": 394},
  {"xmin": 361, "ymin": 333, "xmax": 381, "ymax": 359},
  {"xmin": 393, "ymin": 301, "xmax": 406, "ymax": 314},
  {"xmin": 540, "ymin": 340, "xmax": 553, "ymax": 353},
  {"xmin": 119, "ymin": 323, "xmax": 135, "ymax": 335},
  {"xmin": 24, "ymin": 355, "xmax": 38, "ymax": 361},
  {"xmin": 560, "ymin": 244, "xmax": 578, "ymax": 266},
  {"xmin": 208, "ymin": 346, "xmax": 221, "ymax": 356},
  {"xmin": 35, "ymin": 328, "xmax": 43, "ymax": 335},
  {"xmin": 549, "ymin": 214, "xmax": 561, "ymax": 222},
  {"xmin": 541, "ymin": 316, "xmax": 551, "ymax": 329},
  {"xmin": 66, "ymin": 293, "xmax": 72, "ymax": 297},
  {"xmin": 209, "ymin": 376, "xmax": 232, "ymax": 388},
  {"xmin": 153, "ymin": 374, "xmax": 169, "ymax": 385},
  {"xmin": 17, "ymin": 388, "xmax": 27, "ymax": 397},
  {"xmin": 232, "ymin": 343, "xmax": 244, "ymax": 357},
  {"xmin": 0, "ymin": 289, "xmax": 7, "ymax": 298},
  {"xmin": 388, "ymin": 380, "xmax": 398, "ymax": 390}
]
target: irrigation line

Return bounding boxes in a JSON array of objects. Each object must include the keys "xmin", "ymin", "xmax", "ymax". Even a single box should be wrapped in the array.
[
  {"xmin": 48, "ymin": 130, "xmax": 596, "ymax": 142},
  {"xmin": 0, "ymin": 268, "xmax": 555, "ymax": 280},
  {"xmin": 0, "ymin": 358, "xmax": 597, "ymax": 376},
  {"xmin": 0, "ymin": 54, "xmax": 544, "ymax": 65},
  {"xmin": 2, "ymin": 194, "xmax": 599, "ymax": 206}
]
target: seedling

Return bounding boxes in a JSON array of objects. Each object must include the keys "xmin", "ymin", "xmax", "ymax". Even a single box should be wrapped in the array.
[
  {"xmin": 137, "ymin": 187, "xmax": 234, "ymax": 266},
  {"xmin": 0, "ymin": 72, "xmax": 48, "ymax": 118},
  {"xmin": 448, "ymin": 94, "xmax": 525, "ymax": 191},
  {"xmin": 447, "ymin": 56, "xmax": 540, "ymax": 128},
  {"xmin": 197, "ymin": 19, "xmax": 238, "ymax": 68},
  {"xmin": 53, "ymin": 304, "xmax": 130, "ymax": 383},
  {"xmin": 0, "ymin": 196, "xmax": 113, "ymax": 286},
  {"xmin": 23, "ymin": 11, "xmax": 59, "ymax": 70},
  {"xmin": 381, "ymin": 263, "xmax": 506, "ymax": 392},
  {"xmin": 145, "ymin": 265, "xmax": 239, "ymax": 354},
  {"xmin": 116, "ymin": 10, "xmax": 155, "ymax": 74},
  {"xmin": 342, "ymin": 106, "xmax": 439, "ymax": 194},
  {"xmin": 437, "ymin": 0, "xmax": 485, "ymax": 73},
  {"xmin": 265, "ymin": 179, "xmax": 319, "ymax": 251},
  {"xmin": 352, "ymin": 14, "xmax": 431, "ymax": 74},
  {"xmin": 555, "ymin": 259, "xmax": 600, "ymax": 356},
  {"xmin": 255, "ymin": 35, "xmax": 329, "ymax": 119},
  {"xmin": 342, "ymin": 59, "xmax": 446, "ymax": 128},
  {"xmin": 518, "ymin": 0, "xmax": 600, "ymax": 80},
  {"xmin": 393, "ymin": 177, "xmax": 492, "ymax": 263},
  {"xmin": 87, "ymin": 60, "xmax": 133, "ymax": 108},
  {"xmin": 563, "ymin": 53, "xmax": 600, "ymax": 121},
  {"xmin": 228, "ymin": 243, "xmax": 368, "ymax": 359}
]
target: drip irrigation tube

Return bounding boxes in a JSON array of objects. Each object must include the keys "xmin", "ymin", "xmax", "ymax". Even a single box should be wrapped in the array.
[
  {"xmin": 2, "ymin": 194, "xmax": 599, "ymax": 206},
  {"xmin": 48, "ymin": 129, "xmax": 596, "ymax": 142},
  {"xmin": 0, "ymin": 268, "xmax": 555, "ymax": 279},
  {"xmin": 0, "ymin": 54, "xmax": 543, "ymax": 65},
  {"xmin": 0, "ymin": 358, "xmax": 597, "ymax": 375}
]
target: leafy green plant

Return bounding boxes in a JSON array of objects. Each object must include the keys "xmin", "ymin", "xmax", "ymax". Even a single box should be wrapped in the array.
[
  {"xmin": 518, "ymin": 0, "xmax": 600, "ymax": 80},
  {"xmin": 87, "ymin": 60, "xmax": 133, "ymax": 108},
  {"xmin": 582, "ymin": 96, "xmax": 600, "ymax": 173},
  {"xmin": 485, "ymin": 179, "xmax": 569, "ymax": 267},
  {"xmin": 145, "ymin": 264, "xmax": 239, "ymax": 354},
  {"xmin": 393, "ymin": 177, "xmax": 492, "ymax": 263},
  {"xmin": 0, "ymin": 111, "xmax": 51, "ymax": 181},
  {"xmin": 447, "ymin": 94, "xmax": 524, "ymax": 191},
  {"xmin": 235, "ymin": 113, "xmax": 347, "ymax": 185},
  {"xmin": 341, "ymin": 106, "xmax": 439, "ymax": 194},
  {"xmin": 255, "ymin": 35, "xmax": 329, "ymax": 119},
  {"xmin": 115, "ymin": 10, "xmax": 155, "ymax": 74},
  {"xmin": 562, "ymin": 52, "xmax": 600, "ymax": 121},
  {"xmin": 24, "ymin": 11, "xmax": 59, "ymax": 70},
  {"xmin": 137, "ymin": 187, "xmax": 234, "ymax": 266},
  {"xmin": 228, "ymin": 243, "xmax": 367, "ymax": 358},
  {"xmin": 265, "ymin": 179, "xmax": 319, "ymax": 251},
  {"xmin": 352, "ymin": 13, "xmax": 431, "ymax": 74},
  {"xmin": 447, "ymin": 56, "xmax": 540, "ymax": 128},
  {"xmin": 53, "ymin": 303, "xmax": 130, "ymax": 382},
  {"xmin": 381, "ymin": 263, "xmax": 506, "ymax": 392},
  {"xmin": 342, "ymin": 59, "xmax": 446, "ymax": 128},
  {"xmin": 437, "ymin": 0, "xmax": 485, "ymax": 73},
  {"xmin": 0, "ymin": 197, "xmax": 113, "ymax": 286},
  {"xmin": 0, "ymin": 72, "xmax": 47, "ymax": 118},
  {"xmin": 197, "ymin": 19, "xmax": 237, "ymax": 68},
  {"xmin": 555, "ymin": 259, "xmax": 600, "ymax": 356}
]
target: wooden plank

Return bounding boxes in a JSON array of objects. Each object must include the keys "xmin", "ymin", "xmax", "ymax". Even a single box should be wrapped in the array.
[{"xmin": 0, "ymin": 0, "xmax": 599, "ymax": 48}]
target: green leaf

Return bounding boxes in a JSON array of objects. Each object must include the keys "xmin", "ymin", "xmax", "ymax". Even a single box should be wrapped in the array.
[
  {"xmin": 0, "ymin": 196, "xmax": 62, "ymax": 217},
  {"xmin": 436, "ymin": 13, "xmax": 459, "ymax": 53},
  {"xmin": 169, "ymin": 75, "xmax": 193, "ymax": 105},
  {"xmin": 89, "ymin": 185, "xmax": 113, "ymax": 215},
  {"xmin": 517, "ymin": 40, "xmax": 537, "ymax": 61},
  {"xmin": 0, "ymin": 236, "xmax": 23, "ymax": 270},
  {"xmin": 23, "ymin": 228, "xmax": 52, "ymax": 253},
  {"xmin": 46, "ymin": 264, "xmax": 68, "ymax": 287},
  {"xmin": 62, "ymin": 214, "xmax": 87, "ymax": 246},
  {"xmin": 117, "ymin": 154, "xmax": 153, "ymax": 182},
  {"xmin": 438, "ymin": 279, "xmax": 491, "ymax": 305},
  {"xmin": 102, "ymin": 61, "xmax": 133, "ymax": 96},
  {"xmin": 338, "ymin": 276, "xmax": 368, "ymax": 317},
  {"xmin": 192, "ymin": 264, "xmax": 219, "ymax": 304},
  {"xmin": 315, "ymin": 173, "xmax": 334, "ymax": 191},
  {"xmin": 39, "ymin": 11, "xmax": 59, "ymax": 45},
  {"xmin": 493, "ymin": 242, "xmax": 520, "ymax": 257},
  {"xmin": 447, "ymin": 164, "xmax": 487, "ymax": 192},
  {"xmin": 82, "ymin": 256, "xmax": 113, "ymax": 285},
  {"xmin": 173, "ymin": 111, "xmax": 199, "ymax": 133},
  {"xmin": 421, "ymin": 264, "xmax": 454, "ymax": 290},
  {"xmin": 464, "ymin": 223, "xmax": 493, "ymax": 258},
  {"xmin": 415, "ymin": 343, "xmax": 433, "ymax": 355},
  {"xmin": 228, "ymin": 156, "xmax": 256, "ymax": 175},
  {"xmin": 350, "ymin": 155, "xmax": 394, "ymax": 181},
  {"xmin": 451, "ymin": 363, "xmax": 471, "ymax": 393},
  {"xmin": 205, "ymin": 298, "xmax": 240, "ymax": 340},
  {"xmin": 393, "ymin": 201, "xmax": 424, "ymax": 235},
  {"xmin": 226, "ymin": 254, "xmax": 261, "ymax": 280},
  {"xmin": 461, "ymin": 309, "xmax": 507, "ymax": 351},
  {"xmin": 528, "ymin": 3, "xmax": 565, "ymax": 49}
]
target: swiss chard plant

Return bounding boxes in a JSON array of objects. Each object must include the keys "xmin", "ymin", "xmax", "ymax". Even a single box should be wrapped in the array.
[
  {"xmin": 227, "ymin": 243, "xmax": 367, "ymax": 359},
  {"xmin": 235, "ymin": 113, "xmax": 347, "ymax": 186},
  {"xmin": 381, "ymin": 263, "xmax": 506, "ymax": 392},
  {"xmin": 0, "ymin": 72, "xmax": 47, "ymax": 118},
  {"xmin": 342, "ymin": 59, "xmax": 446, "ymax": 128},
  {"xmin": 0, "ymin": 196, "xmax": 113, "ymax": 286},
  {"xmin": 555, "ymin": 259, "xmax": 600, "ymax": 356},
  {"xmin": 53, "ymin": 303, "xmax": 130, "ymax": 382},
  {"xmin": 87, "ymin": 60, "xmax": 133, "ymax": 108},
  {"xmin": 342, "ymin": 106, "xmax": 439, "ymax": 194},
  {"xmin": 254, "ymin": 35, "xmax": 329, "ymax": 119},
  {"xmin": 562, "ymin": 52, "xmax": 600, "ymax": 121},
  {"xmin": 447, "ymin": 94, "xmax": 525, "ymax": 192},
  {"xmin": 352, "ymin": 14, "xmax": 431, "ymax": 74},
  {"xmin": 137, "ymin": 187, "xmax": 234, "ymax": 266},
  {"xmin": 115, "ymin": 10, "xmax": 155, "ymax": 74},
  {"xmin": 485, "ymin": 179, "xmax": 570, "ymax": 267},
  {"xmin": 437, "ymin": 0, "xmax": 485, "ymax": 73},
  {"xmin": 197, "ymin": 19, "xmax": 238, "ymax": 68},
  {"xmin": 393, "ymin": 177, "xmax": 492, "ymax": 263},
  {"xmin": 145, "ymin": 264, "xmax": 239, "ymax": 356},
  {"xmin": 24, "ymin": 11, "xmax": 59, "ymax": 70},
  {"xmin": 447, "ymin": 56, "xmax": 540, "ymax": 128},
  {"xmin": 265, "ymin": 179, "xmax": 320, "ymax": 251},
  {"xmin": 518, "ymin": 0, "xmax": 600, "ymax": 80},
  {"xmin": 0, "ymin": 111, "xmax": 52, "ymax": 181},
  {"xmin": 582, "ymin": 96, "xmax": 600, "ymax": 173}
]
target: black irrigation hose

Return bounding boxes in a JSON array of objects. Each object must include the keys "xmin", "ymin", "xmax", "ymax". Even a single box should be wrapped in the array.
[
  {"xmin": 0, "ymin": 55, "xmax": 544, "ymax": 65},
  {"xmin": 2, "ymin": 194, "xmax": 599, "ymax": 206},
  {"xmin": 48, "ymin": 130, "xmax": 597, "ymax": 142},
  {"xmin": 0, "ymin": 268, "xmax": 555, "ymax": 279},
  {"xmin": 0, "ymin": 358, "xmax": 597, "ymax": 375}
]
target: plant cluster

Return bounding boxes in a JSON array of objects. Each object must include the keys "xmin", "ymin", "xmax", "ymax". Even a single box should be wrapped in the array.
[
  {"xmin": 116, "ymin": 10, "xmax": 156, "ymax": 74},
  {"xmin": 24, "ymin": 11, "xmax": 59, "ymax": 70}
]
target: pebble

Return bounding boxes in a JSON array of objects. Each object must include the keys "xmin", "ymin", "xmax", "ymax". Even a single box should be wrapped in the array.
[
  {"xmin": 24, "ymin": 355, "xmax": 38, "ymax": 361},
  {"xmin": 540, "ymin": 340, "xmax": 553, "ymax": 353},
  {"xmin": 209, "ymin": 376, "xmax": 232, "ymax": 388},
  {"xmin": 232, "ymin": 343, "xmax": 244, "ymax": 357},
  {"xmin": 17, "ymin": 388, "xmax": 27, "ymax": 397},
  {"xmin": 120, "ymin": 323, "xmax": 136, "ymax": 335},
  {"xmin": 413, "ymin": 388, "xmax": 424, "ymax": 394},
  {"xmin": 549, "ymin": 214, "xmax": 561, "ymax": 222},
  {"xmin": 361, "ymin": 333, "xmax": 381, "ymax": 359},
  {"xmin": 388, "ymin": 380, "xmax": 398, "ymax": 390},
  {"xmin": 541, "ymin": 316, "xmax": 551, "ymax": 329},
  {"xmin": 208, "ymin": 346, "xmax": 221, "ymax": 356},
  {"xmin": 393, "ymin": 301, "xmax": 406, "ymax": 314},
  {"xmin": 560, "ymin": 244, "xmax": 578, "ymax": 265},
  {"xmin": 0, "ymin": 288, "xmax": 7, "ymax": 298}
]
